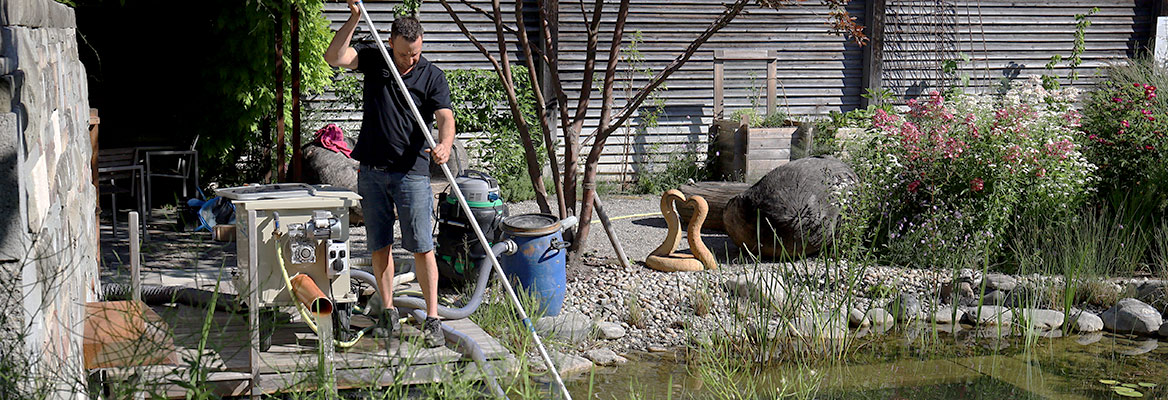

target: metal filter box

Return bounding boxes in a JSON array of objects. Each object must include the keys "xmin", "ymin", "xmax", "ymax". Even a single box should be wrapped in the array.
[{"xmin": 219, "ymin": 184, "xmax": 361, "ymax": 308}]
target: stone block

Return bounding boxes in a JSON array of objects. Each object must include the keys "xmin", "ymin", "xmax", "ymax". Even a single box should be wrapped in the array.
[
  {"xmin": 2, "ymin": 0, "xmax": 76, "ymax": 29},
  {"xmin": 0, "ymin": 113, "xmax": 23, "ymax": 262}
]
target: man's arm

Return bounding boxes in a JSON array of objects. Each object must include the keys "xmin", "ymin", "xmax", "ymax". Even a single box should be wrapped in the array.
[
  {"xmin": 324, "ymin": 0, "xmax": 362, "ymax": 69},
  {"xmin": 430, "ymin": 108, "xmax": 456, "ymax": 165}
]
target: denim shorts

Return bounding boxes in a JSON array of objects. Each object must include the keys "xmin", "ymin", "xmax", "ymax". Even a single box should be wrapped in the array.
[{"xmin": 357, "ymin": 166, "xmax": 435, "ymax": 253}]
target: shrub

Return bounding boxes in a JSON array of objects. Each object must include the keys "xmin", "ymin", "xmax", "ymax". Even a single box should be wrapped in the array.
[
  {"xmin": 1080, "ymin": 57, "xmax": 1168, "ymax": 213},
  {"xmin": 840, "ymin": 77, "xmax": 1095, "ymax": 268},
  {"xmin": 447, "ymin": 67, "xmax": 546, "ymax": 202}
]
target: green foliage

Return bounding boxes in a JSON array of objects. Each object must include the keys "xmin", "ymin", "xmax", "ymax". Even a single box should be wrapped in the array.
[
  {"xmin": 394, "ymin": 0, "xmax": 423, "ymax": 17},
  {"xmin": 1042, "ymin": 7, "xmax": 1097, "ymax": 90},
  {"xmin": 446, "ymin": 66, "xmax": 546, "ymax": 202},
  {"xmin": 632, "ymin": 143, "xmax": 708, "ymax": 194},
  {"xmin": 838, "ymin": 79, "xmax": 1095, "ymax": 269},
  {"xmin": 729, "ymin": 109, "xmax": 790, "ymax": 128},
  {"xmin": 193, "ymin": 0, "xmax": 336, "ymax": 185},
  {"xmin": 1080, "ymin": 57, "xmax": 1168, "ymax": 214}
]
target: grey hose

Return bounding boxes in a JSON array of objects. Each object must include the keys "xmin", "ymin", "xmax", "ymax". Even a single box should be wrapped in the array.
[
  {"xmin": 101, "ymin": 283, "xmax": 241, "ymax": 312},
  {"xmin": 403, "ymin": 308, "xmax": 508, "ymax": 399},
  {"xmin": 350, "ymin": 241, "xmax": 514, "ymax": 321}
]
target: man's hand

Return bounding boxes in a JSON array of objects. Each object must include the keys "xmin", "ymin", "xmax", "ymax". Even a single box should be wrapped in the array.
[
  {"xmin": 347, "ymin": 0, "xmax": 361, "ymax": 19},
  {"xmin": 427, "ymin": 141, "xmax": 453, "ymax": 165}
]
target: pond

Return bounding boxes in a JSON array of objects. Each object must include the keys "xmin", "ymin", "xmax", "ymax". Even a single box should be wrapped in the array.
[{"xmin": 567, "ymin": 328, "xmax": 1167, "ymax": 399}]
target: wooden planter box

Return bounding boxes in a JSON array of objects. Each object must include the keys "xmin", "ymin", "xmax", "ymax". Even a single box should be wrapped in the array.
[
  {"xmin": 709, "ymin": 49, "xmax": 813, "ymax": 184},
  {"xmin": 708, "ymin": 117, "xmax": 812, "ymax": 184}
]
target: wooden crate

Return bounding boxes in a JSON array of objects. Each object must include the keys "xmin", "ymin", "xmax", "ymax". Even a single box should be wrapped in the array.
[
  {"xmin": 709, "ymin": 50, "xmax": 813, "ymax": 184},
  {"xmin": 708, "ymin": 117, "xmax": 811, "ymax": 184}
]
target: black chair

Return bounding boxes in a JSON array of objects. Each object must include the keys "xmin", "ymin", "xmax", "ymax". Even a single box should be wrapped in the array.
[
  {"xmin": 143, "ymin": 135, "xmax": 200, "ymax": 211},
  {"xmin": 97, "ymin": 148, "xmax": 148, "ymax": 240}
]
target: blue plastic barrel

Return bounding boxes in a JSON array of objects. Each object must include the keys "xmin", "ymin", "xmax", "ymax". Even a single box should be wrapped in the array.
[{"xmin": 500, "ymin": 214, "xmax": 567, "ymax": 317}]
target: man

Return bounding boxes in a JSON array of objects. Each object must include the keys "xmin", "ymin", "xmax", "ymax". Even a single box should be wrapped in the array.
[{"xmin": 324, "ymin": 0, "xmax": 453, "ymax": 347}]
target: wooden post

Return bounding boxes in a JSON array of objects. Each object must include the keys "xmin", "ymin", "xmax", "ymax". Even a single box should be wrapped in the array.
[
  {"xmin": 129, "ymin": 211, "xmax": 140, "ymax": 303},
  {"xmin": 592, "ymin": 192, "xmax": 631, "ymax": 269},
  {"xmin": 247, "ymin": 210, "xmax": 261, "ymax": 398},
  {"xmin": 861, "ymin": 0, "xmax": 886, "ymax": 107},
  {"xmin": 90, "ymin": 109, "xmax": 100, "ymax": 265},
  {"xmin": 275, "ymin": 7, "xmax": 286, "ymax": 183},
  {"xmin": 766, "ymin": 55, "xmax": 776, "ymax": 117},
  {"xmin": 1154, "ymin": 0, "xmax": 1168, "ymax": 65},
  {"xmin": 291, "ymin": 6, "xmax": 303, "ymax": 182},
  {"xmin": 713, "ymin": 51, "xmax": 725, "ymax": 119}
]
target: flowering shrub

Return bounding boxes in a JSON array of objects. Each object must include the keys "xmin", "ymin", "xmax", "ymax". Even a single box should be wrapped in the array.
[
  {"xmin": 1080, "ymin": 61, "xmax": 1168, "ymax": 210},
  {"xmin": 840, "ymin": 77, "xmax": 1096, "ymax": 268}
]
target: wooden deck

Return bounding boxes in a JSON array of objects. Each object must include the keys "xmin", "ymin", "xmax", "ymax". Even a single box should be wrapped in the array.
[{"xmin": 91, "ymin": 302, "xmax": 516, "ymax": 398}]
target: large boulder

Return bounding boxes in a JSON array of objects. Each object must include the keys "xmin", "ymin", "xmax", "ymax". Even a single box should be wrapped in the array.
[
  {"xmin": 723, "ymin": 156, "xmax": 857, "ymax": 258},
  {"xmin": 1102, "ymin": 298, "xmax": 1163, "ymax": 335}
]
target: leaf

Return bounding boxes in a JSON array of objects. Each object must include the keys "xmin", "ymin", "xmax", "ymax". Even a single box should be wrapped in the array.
[
  {"xmin": 1137, "ymin": 383, "xmax": 1157, "ymax": 388},
  {"xmin": 1099, "ymin": 379, "xmax": 1120, "ymax": 385},
  {"xmin": 1112, "ymin": 387, "xmax": 1143, "ymax": 397},
  {"xmin": 1122, "ymin": 383, "xmax": 1139, "ymax": 388}
]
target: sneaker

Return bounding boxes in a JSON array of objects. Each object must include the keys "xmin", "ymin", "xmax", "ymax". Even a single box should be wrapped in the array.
[
  {"xmin": 370, "ymin": 308, "xmax": 400, "ymax": 338},
  {"xmin": 422, "ymin": 317, "xmax": 446, "ymax": 348}
]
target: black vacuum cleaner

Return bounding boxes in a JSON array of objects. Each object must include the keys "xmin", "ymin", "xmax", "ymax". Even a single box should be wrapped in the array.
[{"xmin": 434, "ymin": 170, "xmax": 508, "ymax": 285}]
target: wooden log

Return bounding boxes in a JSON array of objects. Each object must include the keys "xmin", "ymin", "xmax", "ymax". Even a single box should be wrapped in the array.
[{"xmin": 676, "ymin": 181, "xmax": 750, "ymax": 232}]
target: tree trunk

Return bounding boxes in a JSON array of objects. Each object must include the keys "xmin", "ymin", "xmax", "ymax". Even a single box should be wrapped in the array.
[{"xmin": 677, "ymin": 181, "xmax": 750, "ymax": 231}]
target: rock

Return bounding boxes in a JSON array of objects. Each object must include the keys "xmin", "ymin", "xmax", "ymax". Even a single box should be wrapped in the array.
[
  {"xmin": 1075, "ymin": 332, "xmax": 1103, "ymax": 345},
  {"xmin": 1118, "ymin": 339, "xmax": 1159, "ymax": 356},
  {"xmin": 792, "ymin": 314, "xmax": 848, "ymax": 340},
  {"xmin": 534, "ymin": 312, "xmax": 595, "ymax": 343},
  {"xmin": 957, "ymin": 282, "xmax": 975, "ymax": 304},
  {"xmin": 958, "ymin": 269, "xmax": 979, "ymax": 284},
  {"xmin": 849, "ymin": 307, "xmax": 870, "ymax": 328},
  {"xmin": 865, "ymin": 308, "xmax": 895, "ymax": 325},
  {"xmin": 964, "ymin": 305, "xmax": 1013, "ymax": 326},
  {"xmin": 888, "ymin": 293, "xmax": 921, "ymax": 322},
  {"xmin": 722, "ymin": 156, "xmax": 857, "ymax": 258},
  {"xmin": 584, "ymin": 348, "xmax": 628, "ymax": 366},
  {"xmin": 1015, "ymin": 309, "xmax": 1064, "ymax": 330},
  {"xmin": 1102, "ymin": 298, "xmax": 1163, "ymax": 335},
  {"xmin": 1068, "ymin": 309, "xmax": 1104, "ymax": 333},
  {"xmin": 597, "ymin": 322, "xmax": 626, "ymax": 340},
  {"xmin": 546, "ymin": 351, "xmax": 593, "ymax": 377},
  {"xmin": 1135, "ymin": 280, "xmax": 1167, "ymax": 313},
  {"xmin": 648, "ymin": 346, "xmax": 669, "ymax": 353},
  {"xmin": 1160, "ymin": 321, "xmax": 1168, "ymax": 338},
  {"xmin": 981, "ymin": 290, "xmax": 1007, "ymax": 306},
  {"xmin": 930, "ymin": 306, "xmax": 964, "ymax": 325},
  {"xmin": 982, "ymin": 273, "xmax": 1018, "ymax": 292},
  {"xmin": 724, "ymin": 272, "xmax": 786, "ymax": 311}
]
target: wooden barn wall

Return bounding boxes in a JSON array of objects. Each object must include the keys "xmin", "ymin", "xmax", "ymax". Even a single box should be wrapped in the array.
[
  {"xmin": 880, "ymin": 0, "xmax": 1154, "ymax": 100},
  {"xmin": 310, "ymin": 1, "xmax": 866, "ymax": 180},
  {"xmin": 309, "ymin": 0, "xmax": 1155, "ymax": 182},
  {"xmin": 310, "ymin": 0, "xmax": 529, "ymax": 162},
  {"xmin": 554, "ymin": 0, "xmax": 868, "ymax": 178}
]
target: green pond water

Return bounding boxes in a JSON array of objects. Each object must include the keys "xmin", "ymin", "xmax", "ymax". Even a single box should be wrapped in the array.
[{"xmin": 565, "ymin": 328, "xmax": 1168, "ymax": 399}]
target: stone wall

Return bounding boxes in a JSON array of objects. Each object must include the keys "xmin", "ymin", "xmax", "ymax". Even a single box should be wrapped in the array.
[{"xmin": 1, "ymin": 0, "xmax": 99, "ymax": 397}]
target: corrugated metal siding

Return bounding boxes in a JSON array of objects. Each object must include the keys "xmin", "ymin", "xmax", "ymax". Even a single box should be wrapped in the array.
[{"xmin": 881, "ymin": 0, "xmax": 1154, "ymax": 99}]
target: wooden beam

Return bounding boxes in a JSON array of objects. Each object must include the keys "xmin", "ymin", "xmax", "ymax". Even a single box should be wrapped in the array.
[
  {"xmin": 292, "ymin": 6, "xmax": 303, "ymax": 183},
  {"xmin": 275, "ymin": 9, "xmax": 286, "ymax": 183},
  {"xmin": 861, "ymin": 0, "xmax": 885, "ymax": 107},
  {"xmin": 713, "ymin": 58, "xmax": 724, "ymax": 118}
]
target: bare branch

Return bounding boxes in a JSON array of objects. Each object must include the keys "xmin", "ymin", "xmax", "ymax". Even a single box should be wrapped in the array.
[
  {"xmin": 515, "ymin": 0, "xmax": 566, "ymax": 216},
  {"xmin": 596, "ymin": 0, "xmax": 631, "ymax": 136}
]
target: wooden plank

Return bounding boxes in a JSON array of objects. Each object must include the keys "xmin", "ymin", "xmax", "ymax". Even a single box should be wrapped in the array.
[{"xmin": 862, "ymin": 0, "xmax": 886, "ymax": 106}]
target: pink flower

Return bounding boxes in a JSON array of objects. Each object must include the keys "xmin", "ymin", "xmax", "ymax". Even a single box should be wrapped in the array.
[
  {"xmin": 907, "ymin": 180, "xmax": 921, "ymax": 193},
  {"xmin": 1134, "ymin": 83, "xmax": 1143, "ymax": 87},
  {"xmin": 1146, "ymin": 145, "xmax": 1156, "ymax": 150},
  {"xmin": 1113, "ymin": 97, "xmax": 1125, "ymax": 103},
  {"xmin": 1036, "ymin": 169, "xmax": 1046, "ymax": 178},
  {"xmin": 1149, "ymin": 116, "xmax": 1157, "ymax": 121},
  {"xmin": 1142, "ymin": 109, "xmax": 1153, "ymax": 115},
  {"xmin": 970, "ymin": 178, "xmax": 984, "ymax": 192},
  {"xmin": 1121, "ymin": 120, "xmax": 1131, "ymax": 128}
]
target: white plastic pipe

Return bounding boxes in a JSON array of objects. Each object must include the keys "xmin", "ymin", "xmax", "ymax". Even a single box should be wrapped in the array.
[{"xmin": 353, "ymin": 3, "xmax": 573, "ymax": 398}]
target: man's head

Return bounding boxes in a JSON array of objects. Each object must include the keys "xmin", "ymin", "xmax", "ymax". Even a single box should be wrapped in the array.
[{"xmin": 390, "ymin": 17, "xmax": 424, "ymax": 71}]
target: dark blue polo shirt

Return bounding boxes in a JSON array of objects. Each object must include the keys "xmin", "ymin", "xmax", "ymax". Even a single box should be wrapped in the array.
[{"xmin": 353, "ymin": 43, "xmax": 451, "ymax": 175}]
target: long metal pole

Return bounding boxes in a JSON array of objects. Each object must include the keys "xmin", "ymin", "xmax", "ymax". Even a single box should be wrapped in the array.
[{"xmin": 353, "ymin": 3, "xmax": 572, "ymax": 398}]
